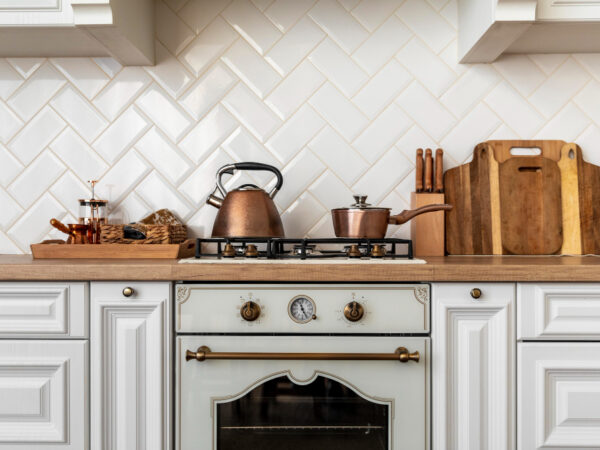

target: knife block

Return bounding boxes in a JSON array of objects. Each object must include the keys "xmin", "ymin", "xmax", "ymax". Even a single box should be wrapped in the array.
[{"xmin": 411, "ymin": 192, "xmax": 445, "ymax": 256}]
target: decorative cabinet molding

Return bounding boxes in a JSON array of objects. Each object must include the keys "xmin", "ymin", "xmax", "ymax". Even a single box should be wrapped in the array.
[
  {"xmin": 91, "ymin": 282, "xmax": 171, "ymax": 450},
  {"xmin": 458, "ymin": 0, "xmax": 600, "ymax": 62},
  {"xmin": 0, "ymin": 340, "xmax": 88, "ymax": 449},
  {"xmin": 0, "ymin": 282, "xmax": 87, "ymax": 338},
  {"xmin": 519, "ymin": 283, "xmax": 600, "ymax": 340},
  {"xmin": 519, "ymin": 343, "xmax": 600, "ymax": 449},
  {"xmin": 0, "ymin": 0, "xmax": 153, "ymax": 65},
  {"xmin": 432, "ymin": 283, "xmax": 515, "ymax": 450}
]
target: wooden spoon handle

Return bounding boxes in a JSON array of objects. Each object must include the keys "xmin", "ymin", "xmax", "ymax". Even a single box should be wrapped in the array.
[
  {"xmin": 389, "ymin": 204, "xmax": 453, "ymax": 225},
  {"xmin": 50, "ymin": 218, "xmax": 72, "ymax": 236}
]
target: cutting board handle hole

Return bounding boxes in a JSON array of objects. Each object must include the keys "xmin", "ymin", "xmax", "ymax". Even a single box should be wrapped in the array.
[
  {"xmin": 510, "ymin": 147, "xmax": 542, "ymax": 156},
  {"xmin": 569, "ymin": 149, "xmax": 575, "ymax": 159},
  {"xmin": 518, "ymin": 166, "xmax": 542, "ymax": 172}
]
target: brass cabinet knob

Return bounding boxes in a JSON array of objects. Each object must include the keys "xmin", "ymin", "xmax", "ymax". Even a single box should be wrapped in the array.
[
  {"xmin": 396, "ymin": 347, "xmax": 420, "ymax": 363},
  {"xmin": 240, "ymin": 301, "xmax": 261, "ymax": 321},
  {"xmin": 470, "ymin": 288, "xmax": 482, "ymax": 299},
  {"xmin": 343, "ymin": 301, "xmax": 365, "ymax": 322},
  {"xmin": 122, "ymin": 287, "xmax": 135, "ymax": 297}
]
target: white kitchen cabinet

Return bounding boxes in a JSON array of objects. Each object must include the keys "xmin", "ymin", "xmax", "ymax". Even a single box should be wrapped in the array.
[
  {"xmin": 458, "ymin": 0, "xmax": 600, "ymax": 62},
  {"xmin": 519, "ymin": 343, "xmax": 600, "ymax": 449},
  {"xmin": 0, "ymin": 340, "xmax": 88, "ymax": 450},
  {"xmin": 432, "ymin": 283, "xmax": 515, "ymax": 450},
  {"xmin": 91, "ymin": 282, "xmax": 171, "ymax": 450},
  {"xmin": 0, "ymin": 0, "xmax": 154, "ymax": 65},
  {"xmin": 519, "ymin": 283, "xmax": 600, "ymax": 340},
  {"xmin": 0, "ymin": 282, "xmax": 87, "ymax": 338}
]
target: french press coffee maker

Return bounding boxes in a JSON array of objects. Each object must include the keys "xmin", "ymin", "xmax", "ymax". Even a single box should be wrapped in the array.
[{"xmin": 78, "ymin": 180, "xmax": 108, "ymax": 244}]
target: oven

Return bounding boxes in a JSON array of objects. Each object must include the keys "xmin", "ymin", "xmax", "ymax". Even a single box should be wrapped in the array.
[{"xmin": 175, "ymin": 284, "xmax": 430, "ymax": 450}]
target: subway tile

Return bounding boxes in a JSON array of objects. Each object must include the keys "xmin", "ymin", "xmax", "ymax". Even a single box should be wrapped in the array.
[
  {"xmin": 180, "ymin": 105, "xmax": 238, "ymax": 164},
  {"xmin": 93, "ymin": 67, "xmax": 152, "ymax": 121},
  {"xmin": 0, "ymin": 99, "xmax": 23, "ymax": 144},
  {"xmin": 222, "ymin": 0, "xmax": 282, "ymax": 54},
  {"xmin": 309, "ymin": 38, "xmax": 368, "ymax": 97},
  {"xmin": 265, "ymin": 16, "xmax": 325, "ymax": 75},
  {"xmin": 136, "ymin": 84, "xmax": 194, "ymax": 142},
  {"xmin": 265, "ymin": 0, "xmax": 315, "ymax": 32},
  {"xmin": 8, "ymin": 63, "xmax": 65, "ymax": 120},
  {"xmin": 265, "ymin": 60, "xmax": 324, "ymax": 119},
  {"xmin": 50, "ymin": 128, "xmax": 109, "ymax": 182},
  {"xmin": 50, "ymin": 57, "xmax": 109, "ymax": 99},
  {"xmin": 222, "ymin": 83, "xmax": 282, "ymax": 141},
  {"xmin": 308, "ymin": 0, "xmax": 369, "ymax": 53},
  {"xmin": 222, "ymin": 39, "xmax": 281, "ymax": 98},
  {"xmin": 50, "ymin": 86, "xmax": 108, "ymax": 142},
  {"xmin": 8, "ymin": 151, "xmax": 65, "ymax": 208},
  {"xmin": 180, "ymin": 62, "xmax": 237, "ymax": 120},
  {"xmin": 135, "ymin": 127, "xmax": 192, "ymax": 184},
  {"xmin": 9, "ymin": 106, "xmax": 65, "ymax": 165},
  {"xmin": 308, "ymin": 82, "xmax": 368, "ymax": 141},
  {"xmin": 351, "ymin": 0, "xmax": 403, "ymax": 32},
  {"xmin": 145, "ymin": 41, "xmax": 194, "ymax": 98},
  {"xmin": 93, "ymin": 106, "xmax": 151, "ymax": 163}
]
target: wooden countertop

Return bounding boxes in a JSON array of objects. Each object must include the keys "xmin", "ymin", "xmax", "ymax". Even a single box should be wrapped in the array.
[{"xmin": 1, "ymin": 254, "xmax": 600, "ymax": 281}]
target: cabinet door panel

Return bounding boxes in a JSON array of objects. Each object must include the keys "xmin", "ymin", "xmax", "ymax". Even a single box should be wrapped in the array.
[
  {"xmin": 519, "ymin": 343, "xmax": 600, "ymax": 449},
  {"xmin": 91, "ymin": 282, "xmax": 171, "ymax": 450},
  {"xmin": 0, "ymin": 282, "xmax": 87, "ymax": 338},
  {"xmin": 0, "ymin": 340, "xmax": 87, "ymax": 449},
  {"xmin": 518, "ymin": 283, "xmax": 600, "ymax": 340},
  {"xmin": 432, "ymin": 283, "xmax": 515, "ymax": 450}
]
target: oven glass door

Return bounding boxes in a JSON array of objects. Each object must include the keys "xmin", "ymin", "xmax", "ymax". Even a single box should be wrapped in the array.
[{"xmin": 177, "ymin": 336, "xmax": 429, "ymax": 450}]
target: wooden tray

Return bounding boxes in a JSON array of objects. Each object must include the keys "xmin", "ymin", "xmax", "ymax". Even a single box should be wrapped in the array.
[{"xmin": 31, "ymin": 239, "xmax": 196, "ymax": 259}]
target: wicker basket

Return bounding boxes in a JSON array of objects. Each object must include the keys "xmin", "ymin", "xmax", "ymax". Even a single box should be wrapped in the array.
[{"xmin": 100, "ymin": 224, "xmax": 187, "ymax": 244}]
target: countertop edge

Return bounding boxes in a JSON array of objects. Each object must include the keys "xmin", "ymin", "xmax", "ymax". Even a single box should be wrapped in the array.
[{"xmin": 1, "ymin": 255, "xmax": 600, "ymax": 281}]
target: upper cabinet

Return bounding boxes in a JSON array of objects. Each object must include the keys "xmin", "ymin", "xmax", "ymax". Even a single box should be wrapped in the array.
[
  {"xmin": 0, "ymin": 0, "xmax": 154, "ymax": 65},
  {"xmin": 458, "ymin": 0, "xmax": 600, "ymax": 62}
]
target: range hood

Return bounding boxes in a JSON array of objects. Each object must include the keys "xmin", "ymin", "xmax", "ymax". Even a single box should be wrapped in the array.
[
  {"xmin": 459, "ymin": 0, "xmax": 600, "ymax": 63},
  {"xmin": 0, "ymin": 0, "xmax": 154, "ymax": 65}
]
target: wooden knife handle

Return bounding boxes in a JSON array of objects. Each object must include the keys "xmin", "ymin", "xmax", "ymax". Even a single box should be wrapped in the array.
[
  {"xmin": 435, "ymin": 148, "xmax": 444, "ymax": 193},
  {"xmin": 415, "ymin": 148, "xmax": 424, "ymax": 192},
  {"xmin": 424, "ymin": 149, "xmax": 433, "ymax": 192}
]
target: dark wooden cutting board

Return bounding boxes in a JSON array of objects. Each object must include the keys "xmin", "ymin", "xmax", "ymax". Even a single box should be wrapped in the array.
[
  {"xmin": 445, "ymin": 140, "xmax": 600, "ymax": 255},
  {"xmin": 499, "ymin": 156, "xmax": 562, "ymax": 254}
]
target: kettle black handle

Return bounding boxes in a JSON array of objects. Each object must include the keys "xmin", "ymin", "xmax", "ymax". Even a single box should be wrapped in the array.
[{"xmin": 217, "ymin": 162, "xmax": 283, "ymax": 199}]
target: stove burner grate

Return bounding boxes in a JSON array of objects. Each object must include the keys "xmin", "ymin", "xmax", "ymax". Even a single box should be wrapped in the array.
[{"xmin": 195, "ymin": 237, "xmax": 413, "ymax": 260}]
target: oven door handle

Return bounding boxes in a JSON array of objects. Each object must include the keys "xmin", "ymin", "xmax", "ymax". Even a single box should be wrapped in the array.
[{"xmin": 185, "ymin": 346, "xmax": 420, "ymax": 363}]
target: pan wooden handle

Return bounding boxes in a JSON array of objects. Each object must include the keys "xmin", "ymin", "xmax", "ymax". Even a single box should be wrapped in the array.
[
  {"xmin": 50, "ymin": 218, "xmax": 72, "ymax": 236},
  {"xmin": 389, "ymin": 204, "xmax": 453, "ymax": 225}
]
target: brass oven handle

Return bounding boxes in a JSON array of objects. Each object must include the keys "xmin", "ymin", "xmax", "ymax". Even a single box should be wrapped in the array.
[{"xmin": 185, "ymin": 346, "xmax": 420, "ymax": 363}]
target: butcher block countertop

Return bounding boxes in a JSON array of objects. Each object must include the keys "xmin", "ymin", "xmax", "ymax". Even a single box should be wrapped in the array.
[{"xmin": 1, "ymin": 254, "xmax": 600, "ymax": 281}]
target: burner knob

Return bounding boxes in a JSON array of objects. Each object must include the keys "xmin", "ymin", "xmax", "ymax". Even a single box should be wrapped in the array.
[
  {"xmin": 240, "ymin": 301, "xmax": 261, "ymax": 321},
  {"xmin": 344, "ymin": 301, "xmax": 365, "ymax": 322}
]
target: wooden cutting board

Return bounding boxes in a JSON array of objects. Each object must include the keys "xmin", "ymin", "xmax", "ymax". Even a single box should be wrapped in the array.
[{"xmin": 445, "ymin": 140, "xmax": 600, "ymax": 255}]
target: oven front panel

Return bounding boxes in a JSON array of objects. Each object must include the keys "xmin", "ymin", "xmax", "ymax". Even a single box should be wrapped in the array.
[{"xmin": 176, "ymin": 336, "xmax": 429, "ymax": 450}]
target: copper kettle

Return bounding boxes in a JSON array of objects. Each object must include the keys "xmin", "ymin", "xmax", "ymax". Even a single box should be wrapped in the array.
[{"xmin": 206, "ymin": 162, "xmax": 285, "ymax": 238}]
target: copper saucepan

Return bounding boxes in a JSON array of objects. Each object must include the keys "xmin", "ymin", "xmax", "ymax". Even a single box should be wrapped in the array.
[{"xmin": 332, "ymin": 195, "xmax": 452, "ymax": 239}]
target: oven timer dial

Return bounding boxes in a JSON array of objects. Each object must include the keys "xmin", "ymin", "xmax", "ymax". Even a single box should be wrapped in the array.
[{"xmin": 288, "ymin": 295, "xmax": 317, "ymax": 323}]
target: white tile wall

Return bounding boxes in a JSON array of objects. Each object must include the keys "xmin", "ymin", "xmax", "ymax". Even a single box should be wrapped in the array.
[{"xmin": 1, "ymin": 0, "xmax": 600, "ymax": 253}]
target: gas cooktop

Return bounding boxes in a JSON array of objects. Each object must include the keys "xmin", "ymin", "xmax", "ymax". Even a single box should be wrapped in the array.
[{"xmin": 195, "ymin": 237, "xmax": 414, "ymax": 260}]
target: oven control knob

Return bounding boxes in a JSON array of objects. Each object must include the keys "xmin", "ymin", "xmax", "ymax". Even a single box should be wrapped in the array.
[
  {"xmin": 344, "ymin": 301, "xmax": 365, "ymax": 322},
  {"xmin": 240, "ymin": 301, "xmax": 261, "ymax": 321}
]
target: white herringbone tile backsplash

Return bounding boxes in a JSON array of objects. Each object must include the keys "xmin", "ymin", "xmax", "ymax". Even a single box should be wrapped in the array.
[{"xmin": 1, "ymin": 0, "xmax": 600, "ymax": 253}]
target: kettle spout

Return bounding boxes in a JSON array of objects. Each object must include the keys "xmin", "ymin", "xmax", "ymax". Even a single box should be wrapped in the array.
[{"xmin": 206, "ymin": 194, "xmax": 224, "ymax": 209}]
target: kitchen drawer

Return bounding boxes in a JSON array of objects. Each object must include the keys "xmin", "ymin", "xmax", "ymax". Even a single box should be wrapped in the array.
[
  {"xmin": 0, "ymin": 282, "xmax": 87, "ymax": 338},
  {"xmin": 0, "ymin": 340, "xmax": 88, "ymax": 449},
  {"xmin": 518, "ymin": 283, "xmax": 600, "ymax": 340},
  {"xmin": 176, "ymin": 284, "xmax": 429, "ymax": 334},
  {"xmin": 519, "ymin": 342, "xmax": 600, "ymax": 449}
]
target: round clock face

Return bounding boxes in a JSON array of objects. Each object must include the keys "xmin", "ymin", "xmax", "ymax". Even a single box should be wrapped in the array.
[{"xmin": 288, "ymin": 295, "xmax": 316, "ymax": 323}]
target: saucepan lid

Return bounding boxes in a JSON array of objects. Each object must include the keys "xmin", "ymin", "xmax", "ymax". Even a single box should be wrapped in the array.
[{"xmin": 332, "ymin": 195, "xmax": 391, "ymax": 212}]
